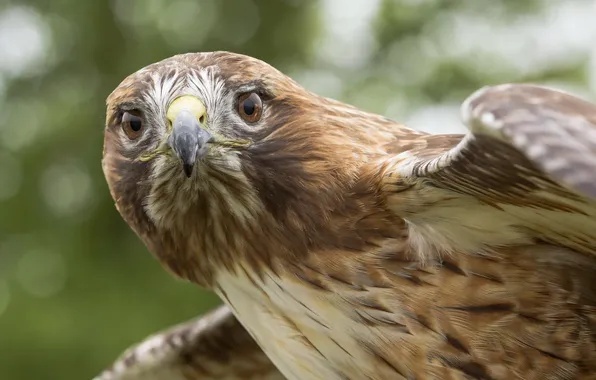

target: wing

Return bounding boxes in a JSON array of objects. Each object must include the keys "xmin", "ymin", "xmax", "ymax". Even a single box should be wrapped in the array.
[
  {"xmin": 462, "ymin": 84, "xmax": 596, "ymax": 199},
  {"xmin": 94, "ymin": 305, "xmax": 285, "ymax": 380},
  {"xmin": 381, "ymin": 83, "xmax": 596, "ymax": 258}
]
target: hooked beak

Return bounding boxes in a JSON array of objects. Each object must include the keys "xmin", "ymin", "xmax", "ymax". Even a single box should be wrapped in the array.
[{"xmin": 166, "ymin": 96, "xmax": 212, "ymax": 178}]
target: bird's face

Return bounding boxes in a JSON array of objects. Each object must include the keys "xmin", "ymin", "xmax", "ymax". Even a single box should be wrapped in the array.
[
  {"xmin": 108, "ymin": 60, "xmax": 272, "ymax": 179},
  {"xmin": 102, "ymin": 52, "xmax": 376, "ymax": 260},
  {"xmin": 104, "ymin": 52, "xmax": 293, "ymax": 230}
]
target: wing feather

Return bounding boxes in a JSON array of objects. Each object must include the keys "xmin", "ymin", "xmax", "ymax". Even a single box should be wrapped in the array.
[
  {"xmin": 382, "ymin": 83, "xmax": 596, "ymax": 258},
  {"xmin": 94, "ymin": 305, "xmax": 284, "ymax": 380},
  {"xmin": 462, "ymin": 83, "xmax": 596, "ymax": 198}
]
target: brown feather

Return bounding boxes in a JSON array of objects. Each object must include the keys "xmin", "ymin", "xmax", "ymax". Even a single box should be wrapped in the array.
[
  {"xmin": 101, "ymin": 52, "xmax": 596, "ymax": 380},
  {"xmin": 94, "ymin": 305, "xmax": 285, "ymax": 380}
]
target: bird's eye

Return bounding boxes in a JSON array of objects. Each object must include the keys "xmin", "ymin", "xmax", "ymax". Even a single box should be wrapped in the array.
[
  {"xmin": 237, "ymin": 92, "xmax": 263, "ymax": 123},
  {"xmin": 121, "ymin": 111, "xmax": 144, "ymax": 140}
]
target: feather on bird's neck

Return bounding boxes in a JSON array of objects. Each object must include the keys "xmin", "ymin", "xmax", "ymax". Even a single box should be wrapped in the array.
[{"xmin": 142, "ymin": 155, "xmax": 275, "ymax": 285}]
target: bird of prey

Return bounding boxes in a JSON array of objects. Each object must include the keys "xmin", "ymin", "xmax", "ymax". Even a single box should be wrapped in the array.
[{"xmin": 99, "ymin": 51, "xmax": 596, "ymax": 380}]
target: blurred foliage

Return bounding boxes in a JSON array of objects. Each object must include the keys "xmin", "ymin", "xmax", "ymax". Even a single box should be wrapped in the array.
[{"xmin": 0, "ymin": 0, "xmax": 594, "ymax": 379}]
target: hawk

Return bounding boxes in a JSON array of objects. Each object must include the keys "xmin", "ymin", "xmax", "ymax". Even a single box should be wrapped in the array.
[{"xmin": 98, "ymin": 51, "xmax": 596, "ymax": 380}]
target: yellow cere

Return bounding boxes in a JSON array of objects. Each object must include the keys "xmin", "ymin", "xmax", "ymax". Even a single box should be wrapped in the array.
[
  {"xmin": 137, "ymin": 95, "xmax": 252, "ymax": 162},
  {"xmin": 166, "ymin": 95, "xmax": 207, "ymax": 130}
]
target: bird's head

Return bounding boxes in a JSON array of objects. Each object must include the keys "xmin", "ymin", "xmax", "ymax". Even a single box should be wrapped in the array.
[{"xmin": 102, "ymin": 52, "xmax": 388, "ymax": 280}]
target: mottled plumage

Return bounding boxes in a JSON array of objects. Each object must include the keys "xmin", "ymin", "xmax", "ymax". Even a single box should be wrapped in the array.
[
  {"xmin": 94, "ymin": 305, "xmax": 284, "ymax": 380},
  {"xmin": 99, "ymin": 51, "xmax": 596, "ymax": 380}
]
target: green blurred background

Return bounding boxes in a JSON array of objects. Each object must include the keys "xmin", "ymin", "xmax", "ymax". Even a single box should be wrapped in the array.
[{"xmin": 0, "ymin": 0, "xmax": 595, "ymax": 379}]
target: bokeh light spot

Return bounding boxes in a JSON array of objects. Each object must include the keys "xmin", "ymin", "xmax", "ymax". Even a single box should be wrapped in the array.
[
  {"xmin": 159, "ymin": 0, "xmax": 216, "ymax": 48},
  {"xmin": 291, "ymin": 70, "xmax": 344, "ymax": 99},
  {"xmin": 41, "ymin": 161, "xmax": 93, "ymax": 218},
  {"xmin": 406, "ymin": 104, "xmax": 467, "ymax": 134},
  {"xmin": 16, "ymin": 249, "xmax": 66, "ymax": 298},
  {"xmin": 317, "ymin": 0, "xmax": 380, "ymax": 69},
  {"xmin": 0, "ymin": 6, "xmax": 52, "ymax": 78},
  {"xmin": 0, "ymin": 99, "xmax": 46, "ymax": 151},
  {"xmin": 0, "ymin": 149, "xmax": 22, "ymax": 201},
  {"xmin": 213, "ymin": 0, "xmax": 260, "ymax": 46}
]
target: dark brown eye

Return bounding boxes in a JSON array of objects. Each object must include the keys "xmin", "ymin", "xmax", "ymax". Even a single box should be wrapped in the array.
[
  {"xmin": 121, "ymin": 111, "xmax": 144, "ymax": 140},
  {"xmin": 238, "ymin": 92, "xmax": 263, "ymax": 123}
]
